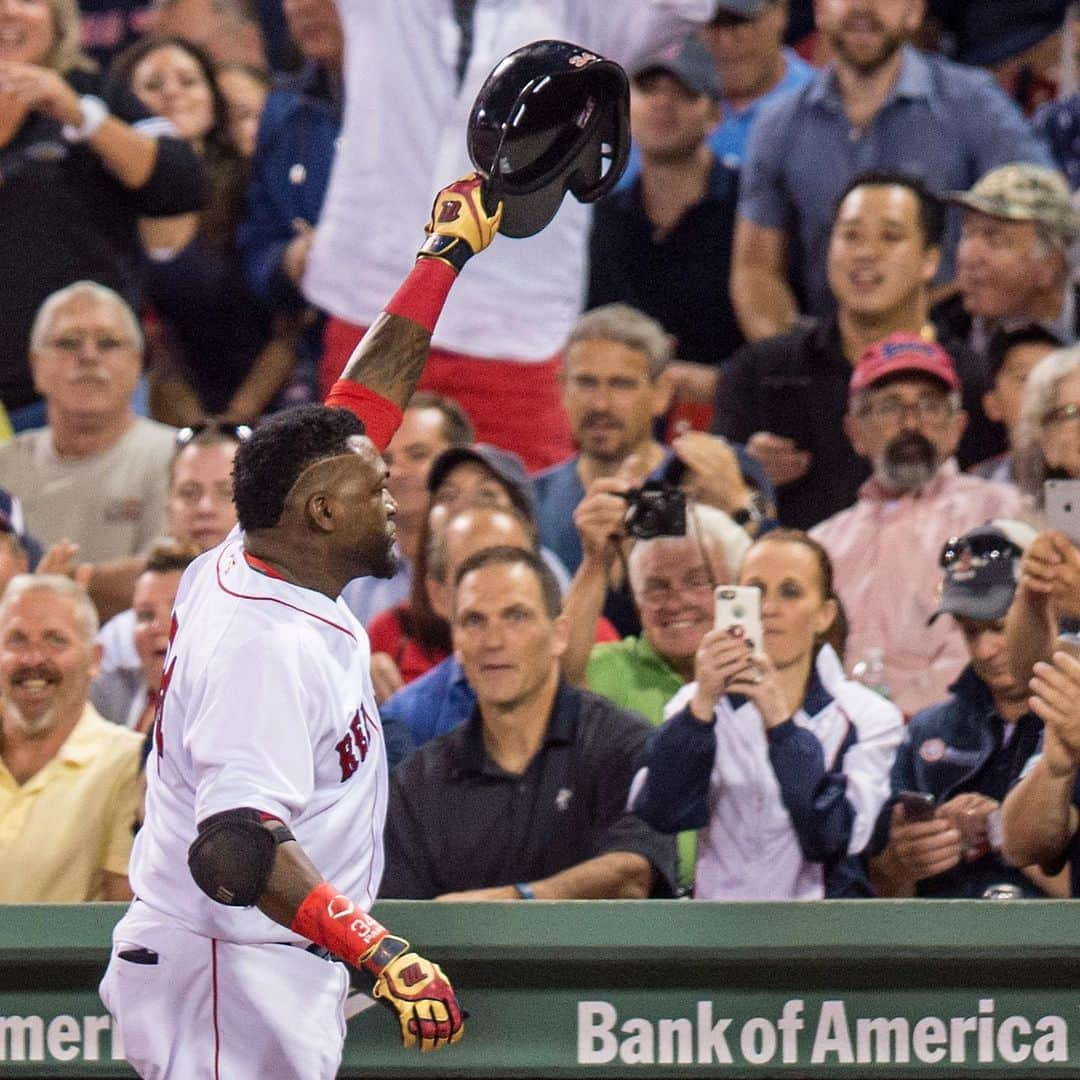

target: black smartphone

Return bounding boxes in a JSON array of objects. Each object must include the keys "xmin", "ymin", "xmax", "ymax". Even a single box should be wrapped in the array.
[
  {"xmin": 898, "ymin": 790, "xmax": 936, "ymax": 822},
  {"xmin": 761, "ymin": 376, "xmax": 812, "ymax": 446}
]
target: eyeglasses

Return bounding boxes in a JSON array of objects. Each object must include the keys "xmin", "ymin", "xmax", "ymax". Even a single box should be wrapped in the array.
[
  {"xmin": 1043, "ymin": 402, "xmax": 1080, "ymax": 428},
  {"xmin": 859, "ymin": 396, "xmax": 955, "ymax": 424},
  {"xmin": 637, "ymin": 569, "xmax": 714, "ymax": 607},
  {"xmin": 175, "ymin": 421, "xmax": 253, "ymax": 448},
  {"xmin": 939, "ymin": 534, "xmax": 1021, "ymax": 570},
  {"xmin": 43, "ymin": 334, "xmax": 136, "ymax": 354}
]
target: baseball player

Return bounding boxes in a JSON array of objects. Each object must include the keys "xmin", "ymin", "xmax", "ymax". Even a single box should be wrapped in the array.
[{"xmin": 98, "ymin": 175, "xmax": 502, "ymax": 1078}]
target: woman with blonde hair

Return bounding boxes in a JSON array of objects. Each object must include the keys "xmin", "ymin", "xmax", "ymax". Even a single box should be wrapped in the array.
[{"xmin": 0, "ymin": 0, "xmax": 204, "ymax": 429}]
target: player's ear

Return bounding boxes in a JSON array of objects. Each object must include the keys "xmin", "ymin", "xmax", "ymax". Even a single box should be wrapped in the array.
[{"xmin": 304, "ymin": 490, "xmax": 336, "ymax": 534}]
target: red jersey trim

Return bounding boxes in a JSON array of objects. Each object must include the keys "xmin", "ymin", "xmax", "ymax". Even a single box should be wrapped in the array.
[
  {"xmin": 215, "ymin": 549, "xmax": 356, "ymax": 641},
  {"xmin": 243, "ymin": 551, "xmax": 287, "ymax": 580}
]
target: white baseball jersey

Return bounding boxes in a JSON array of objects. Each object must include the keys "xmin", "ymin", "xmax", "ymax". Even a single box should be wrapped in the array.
[{"xmin": 129, "ymin": 532, "xmax": 388, "ymax": 944}]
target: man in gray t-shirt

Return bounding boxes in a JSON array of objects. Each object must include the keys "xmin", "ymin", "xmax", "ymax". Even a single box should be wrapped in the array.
[{"xmin": 0, "ymin": 282, "xmax": 175, "ymax": 564}]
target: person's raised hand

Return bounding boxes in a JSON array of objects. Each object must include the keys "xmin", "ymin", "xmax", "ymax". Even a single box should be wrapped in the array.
[
  {"xmin": 672, "ymin": 432, "xmax": 751, "ymax": 514},
  {"xmin": 0, "ymin": 62, "xmax": 83, "ymax": 126},
  {"xmin": 573, "ymin": 455, "xmax": 642, "ymax": 569},
  {"xmin": 690, "ymin": 627, "xmax": 756, "ymax": 721},
  {"xmin": 1030, "ymin": 649, "xmax": 1080, "ymax": 773},
  {"xmin": 418, "ymin": 173, "xmax": 503, "ymax": 272},
  {"xmin": 745, "ymin": 432, "xmax": 811, "ymax": 488}
]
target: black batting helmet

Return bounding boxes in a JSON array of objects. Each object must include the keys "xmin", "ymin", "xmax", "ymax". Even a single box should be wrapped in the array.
[{"xmin": 467, "ymin": 39, "xmax": 630, "ymax": 239}]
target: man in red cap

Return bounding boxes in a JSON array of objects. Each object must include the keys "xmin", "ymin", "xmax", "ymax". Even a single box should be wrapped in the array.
[{"xmin": 810, "ymin": 333, "xmax": 1022, "ymax": 716}]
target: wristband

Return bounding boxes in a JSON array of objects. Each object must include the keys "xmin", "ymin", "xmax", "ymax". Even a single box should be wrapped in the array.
[
  {"xmin": 290, "ymin": 881, "xmax": 393, "ymax": 968},
  {"xmin": 325, "ymin": 381, "xmax": 403, "ymax": 453},
  {"xmin": 62, "ymin": 95, "xmax": 108, "ymax": 143},
  {"xmin": 514, "ymin": 882, "xmax": 536, "ymax": 900},
  {"xmin": 384, "ymin": 257, "xmax": 457, "ymax": 334}
]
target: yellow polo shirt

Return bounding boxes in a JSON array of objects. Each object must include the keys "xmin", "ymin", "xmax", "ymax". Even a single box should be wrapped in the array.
[{"xmin": 0, "ymin": 705, "xmax": 143, "ymax": 902}]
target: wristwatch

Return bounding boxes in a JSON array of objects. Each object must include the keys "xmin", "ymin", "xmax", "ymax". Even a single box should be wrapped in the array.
[
  {"xmin": 62, "ymin": 95, "xmax": 109, "ymax": 144},
  {"xmin": 731, "ymin": 490, "xmax": 768, "ymax": 528}
]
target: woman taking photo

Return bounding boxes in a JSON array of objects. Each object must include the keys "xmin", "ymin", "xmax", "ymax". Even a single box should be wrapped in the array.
[
  {"xmin": 631, "ymin": 530, "xmax": 903, "ymax": 899},
  {"xmin": 108, "ymin": 35, "xmax": 291, "ymax": 426},
  {"xmin": 0, "ymin": 0, "xmax": 203, "ymax": 429}
]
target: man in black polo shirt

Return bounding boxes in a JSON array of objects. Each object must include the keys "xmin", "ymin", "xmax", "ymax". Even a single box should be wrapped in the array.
[
  {"xmin": 587, "ymin": 36, "xmax": 742, "ymax": 391},
  {"xmin": 380, "ymin": 546, "xmax": 676, "ymax": 901},
  {"xmin": 714, "ymin": 169, "xmax": 997, "ymax": 529}
]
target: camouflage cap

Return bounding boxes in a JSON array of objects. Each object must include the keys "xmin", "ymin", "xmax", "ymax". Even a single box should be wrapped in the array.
[{"xmin": 948, "ymin": 164, "xmax": 1080, "ymax": 247}]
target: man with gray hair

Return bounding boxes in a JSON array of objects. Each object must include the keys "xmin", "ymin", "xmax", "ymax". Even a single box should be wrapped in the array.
[
  {"xmin": 935, "ymin": 164, "xmax": 1080, "ymax": 354},
  {"xmin": 535, "ymin": 302, "xmax": 770, "ymax": 582},
  {"xmin": 561, "ymin": 495, "xmax": 750, "ymax": 892},
  {"xmin": 0, "ymin": 575, "xmax": 143, "ymax": 902},
  {"xmin": 0, "ymin": 282, "xmax": 176, "ymax": 564}
]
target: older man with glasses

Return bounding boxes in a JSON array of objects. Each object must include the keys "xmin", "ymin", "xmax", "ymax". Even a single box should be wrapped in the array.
[
  {"xmin": 0, "ymin": 281, "xmax": 176, "ymax": 566},
  {"xmin": 810, "ymin": 334, "xmax": 1022, "ymax": 715}
]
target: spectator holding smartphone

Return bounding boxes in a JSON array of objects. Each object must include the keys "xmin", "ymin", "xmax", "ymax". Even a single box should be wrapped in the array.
[
  {"xmin": 630, "ymin": 530, "xmax": 903, "ymax": 899},
  {"xmin": 868, "ymin": 520, "xmax": 1066, "ymax": 898}
]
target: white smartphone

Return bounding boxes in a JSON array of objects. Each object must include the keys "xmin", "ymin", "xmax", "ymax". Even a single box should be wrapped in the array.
[
  {"xmin": 714, "ymin": 586, "xmax": 763, "ymax": 650},
  {"xmin": 1045, "ymin": 479, "xmax": 1080, "ymax": 546}
]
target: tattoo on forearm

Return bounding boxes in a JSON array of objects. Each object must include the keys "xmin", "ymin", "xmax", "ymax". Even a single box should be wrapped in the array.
[{"xmin": 339, "ymin": 314, "xmax": 431, "ymax": 408}]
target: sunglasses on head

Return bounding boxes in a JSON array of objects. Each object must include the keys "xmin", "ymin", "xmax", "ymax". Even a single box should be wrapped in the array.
[
  {"xmin": 939, "ymin": 534, "xmax": 1020, "ymax": 569},
  {"xmin": 175, "ymin": 421, "xmax": 253, "ymax": 448}
]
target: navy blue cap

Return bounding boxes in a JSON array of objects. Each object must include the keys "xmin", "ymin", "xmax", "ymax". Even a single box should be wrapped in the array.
[{"xmin": 929, "ymin": 520, "xmax": 1037, "ymax": 625}]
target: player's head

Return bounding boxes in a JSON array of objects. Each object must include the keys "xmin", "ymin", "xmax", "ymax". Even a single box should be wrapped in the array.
[
  {"xmin": 451, "ymin": 545, "xmax": 566, "ymax": 714},
  {"xmin": 0, "ymin": 574, "xmax": 101, "ymax": 738},
  {"xmin": 232, "ymin": 404, "xmax": 398, "ymax": 579}
]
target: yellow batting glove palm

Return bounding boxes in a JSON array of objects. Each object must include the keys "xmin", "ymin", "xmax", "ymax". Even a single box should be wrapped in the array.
[{"xmin": 418, "ymin": 172, "xmax": 503, "ymax": 272}]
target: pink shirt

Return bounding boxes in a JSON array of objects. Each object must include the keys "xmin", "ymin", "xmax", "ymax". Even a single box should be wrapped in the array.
[{"xmin": 810, "ymin": 460, "xmax": 1022, "ymax": 716}]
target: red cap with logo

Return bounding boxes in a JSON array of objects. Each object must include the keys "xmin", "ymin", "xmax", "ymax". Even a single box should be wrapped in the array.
[{"xmin": 849, "ymin": 333, "xmax": 961, "ymax": 396}]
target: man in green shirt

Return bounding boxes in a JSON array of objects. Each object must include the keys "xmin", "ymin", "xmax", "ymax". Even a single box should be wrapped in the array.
[{"xmin": 564, "ymin": 493, "xmax": 751, "ymax": 890}]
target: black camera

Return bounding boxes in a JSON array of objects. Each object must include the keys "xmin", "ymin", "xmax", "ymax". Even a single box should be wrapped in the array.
[{"xmin": 623, "ymin": 458, "xmax": 687, "ymax": 540}]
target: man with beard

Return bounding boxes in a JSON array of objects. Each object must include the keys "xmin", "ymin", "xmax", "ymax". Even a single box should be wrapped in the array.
[
  {"xmin": 867, "ymin": 520, "xmax": 1065, "ymax": 899},
  {"xmin": 810, "ymin": 335, "xmax": 1021, "ymax": 715},
  {"xmin": 731, "ymin": 0, "xmax": 1052, "ymax": 342},
  {"xmin": 0, "ymin": 575, "xmax": 143, "ymax": 901}
]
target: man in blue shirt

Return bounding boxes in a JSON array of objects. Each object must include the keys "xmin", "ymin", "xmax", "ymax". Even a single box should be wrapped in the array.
[
  {"xmin": 731, "ymin": 0, "xmax": 1054, "ymax": 343},
  {"xmin": 698, "ymin": 0, "xmax": 814, "ymax": 169},
  {"xmin": 618, "ymin": 0, "xmax": 813, "ymax": 188}
]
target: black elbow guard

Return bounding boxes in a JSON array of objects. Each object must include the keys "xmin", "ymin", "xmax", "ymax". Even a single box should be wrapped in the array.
[{"xmin": 188, "ymin": 808, "xmax": 294, "ymax": 907}]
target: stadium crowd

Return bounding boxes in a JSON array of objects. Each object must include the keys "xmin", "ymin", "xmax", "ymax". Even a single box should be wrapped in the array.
[{"xmin": 7, "ymin": 0, "xmax": 1080, "ymax": 906}]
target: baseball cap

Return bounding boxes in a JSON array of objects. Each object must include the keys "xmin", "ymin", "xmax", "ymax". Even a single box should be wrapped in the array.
[
  {"xmin": 849, "ymin": 334, "xmax": 961, "ymax": 396},
  {"xmin": 928, "ymin": 519, "xmax": 1037, "ymax": 625},
  {"xmin": 709, "ymin": 0, "xmax": 766, "ymax": 18},
  {"xmin": 629, "ymin": 36, "xmax": 721, "ymax": 101},
  {"xmin": 427, "ymin": 444, "xmax": 537, "ymax": 523},
  {"xmin": 947, "ymin": 164, "xmax": 1080, "ymax": 248}
]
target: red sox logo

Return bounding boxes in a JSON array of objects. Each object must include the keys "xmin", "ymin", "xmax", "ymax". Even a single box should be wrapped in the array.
[
  {"xmin": 336, "ymin": 705, "xmax": 375, "ymax": 781},
  {"xmin": 568, "ymin": 51, "xmax": 599, "ymax": 68}
]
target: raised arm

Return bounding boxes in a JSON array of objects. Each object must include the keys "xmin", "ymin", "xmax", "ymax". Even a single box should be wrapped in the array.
[{"xmin": 333, "ymin": 175, "xmax": 502, "ymax": 409}]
